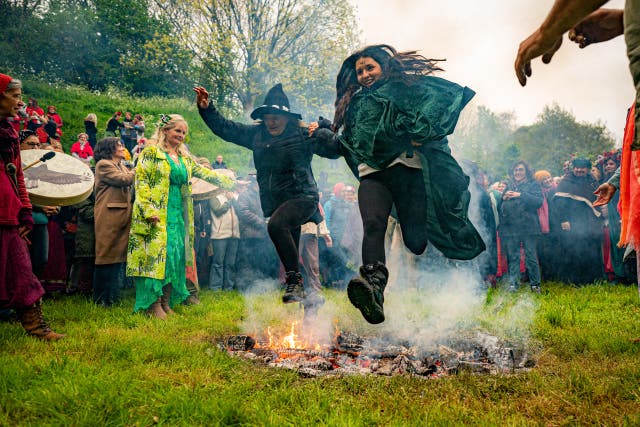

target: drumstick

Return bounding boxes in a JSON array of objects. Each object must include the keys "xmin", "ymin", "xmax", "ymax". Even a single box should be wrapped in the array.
[{"xmin": 23, "ymin": 151, "xmax": 56, "ymax": 171}]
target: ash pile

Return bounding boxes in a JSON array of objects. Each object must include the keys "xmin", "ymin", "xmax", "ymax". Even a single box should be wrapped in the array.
[{"xmin": 219, "ymin": 331, "xmax": 535, "ymax": 378}]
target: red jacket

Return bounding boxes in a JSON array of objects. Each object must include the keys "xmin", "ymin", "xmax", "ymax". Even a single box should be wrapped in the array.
[{"xmin": 0, "ymin": 119, "xmax": 33, "ymax": 227}]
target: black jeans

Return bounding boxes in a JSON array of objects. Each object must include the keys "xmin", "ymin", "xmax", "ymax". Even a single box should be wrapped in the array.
[
  {"xmin": 359, "ymin": 165, "xmax": 429, "ymax": 265},
  {"xmin": 267, "ymin": 198, "xmax": 318, "ymax": 272},
  {"xmin": 93, "ymin": 262, "xmax": 125, "ymax": 305}
]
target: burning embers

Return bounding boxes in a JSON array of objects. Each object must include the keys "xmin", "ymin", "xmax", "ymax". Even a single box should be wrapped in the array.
[{"xmin": 218, "ymin": 324, "xmax": 535, "ymax": 378}]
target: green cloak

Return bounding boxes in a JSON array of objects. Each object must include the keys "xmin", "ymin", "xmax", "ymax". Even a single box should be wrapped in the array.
[{"xmin": 339, "ymin": 75, "xmax": 485, "ymax": 260}]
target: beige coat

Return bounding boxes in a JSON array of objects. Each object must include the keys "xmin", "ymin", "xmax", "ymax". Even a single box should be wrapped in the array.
[{"xmin": 94, "ymin": 159, "xmax": 135, "ymax": 264}]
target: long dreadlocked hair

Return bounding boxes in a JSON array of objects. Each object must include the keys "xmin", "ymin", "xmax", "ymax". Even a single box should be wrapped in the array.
[{"xmin": 332, "ymin": 44, "xmax": 444, "ymax": 131}]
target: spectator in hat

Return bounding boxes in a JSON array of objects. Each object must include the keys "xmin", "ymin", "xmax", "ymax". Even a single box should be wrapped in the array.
[
  {"xmin": 71, "ymin": 133, "xmax": 94, "ymax": 165},
  {"xmin": 534, "ymin": 169, "xmax": 558, "ymax": 281},
  {"xmin": 0, "ymin": 73, "xmax": 64, "ymax": 340},
  {"xmin": 553, "ymin": 157, "xmax": 604, "ymax": 284}
]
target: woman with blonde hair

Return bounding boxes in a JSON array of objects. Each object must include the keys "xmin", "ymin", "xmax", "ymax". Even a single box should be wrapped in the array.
[
  {"xmin": 127, "ymin": 114, "xmax": 234, "ymax": 319},
  {"xmin": 84, "ymin": 113, "xmax": 98, "ymax": 148}
]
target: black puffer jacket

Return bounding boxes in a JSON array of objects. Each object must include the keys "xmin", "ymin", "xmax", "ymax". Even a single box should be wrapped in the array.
[
  {"xmin": 499, "ymin": 179, "xmax": 543, "ymax": 237},
  {"xmin": 199, "ymin": 104, "xmax": 340, "ymax": 217}
]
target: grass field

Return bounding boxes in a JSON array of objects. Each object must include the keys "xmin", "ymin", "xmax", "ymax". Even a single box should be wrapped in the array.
[{"xmin": 1, "ymin": 281, "xmax": 639, "ymax": 426}]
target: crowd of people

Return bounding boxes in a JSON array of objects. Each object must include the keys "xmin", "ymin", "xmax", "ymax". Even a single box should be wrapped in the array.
[
  {"xmin": 473, "ymin": 153, "xmax": 635, "ymax": 295},
  {"xmin": 2, "ymin": 15, "xmax": 639, "ymax": 339}
]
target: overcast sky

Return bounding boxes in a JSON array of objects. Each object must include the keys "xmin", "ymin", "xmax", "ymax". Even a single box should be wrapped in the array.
[{"xmin": 348, "ymin": 0, "xmax": 632, "ymax": 139}]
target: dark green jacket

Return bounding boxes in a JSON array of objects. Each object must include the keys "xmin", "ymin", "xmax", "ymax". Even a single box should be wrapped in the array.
[{"xmin": 330, "ymin": 75, "xmax": 484, "ymax": 260}]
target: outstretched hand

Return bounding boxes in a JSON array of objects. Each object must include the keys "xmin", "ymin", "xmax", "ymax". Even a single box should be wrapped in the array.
[
  {"xmin": 515, "ymin": 29, "xmax": 563, "ymax": 86},
  {"xmin": 568, "ymin": 8, "xmax": 624, "ymax": 48},
  {"xmin": 593, "ymin": 182, "xmax": 617, "ymax": 207},
  {"xmin": 194, "ymin": 86, "xmax": 210, "ymax": 109}
]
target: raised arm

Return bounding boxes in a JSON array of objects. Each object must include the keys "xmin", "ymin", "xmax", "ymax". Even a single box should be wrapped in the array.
[{"xmin": 195, "ymin": 86, "xmax": 256, "ymax": 150}]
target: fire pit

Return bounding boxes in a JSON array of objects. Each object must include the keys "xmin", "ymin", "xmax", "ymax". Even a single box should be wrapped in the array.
[{"xmin": 217, "ymin": 326, "xmax": 536, "ymax": 378}]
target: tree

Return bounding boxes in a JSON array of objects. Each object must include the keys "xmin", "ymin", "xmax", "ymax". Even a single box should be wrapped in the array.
[
  {"xmin": 151, "ymin": 0, "xmax": 359, "ymax": 116},
  {"xmin": 0, "ymin": 0, "xmax": 193, "ymax": 95},
  {"xmin": 451, "ymin": 104, "xmax": 517, "ymax": 179},
  {"xmin": 512, "ymin": 104, "xmax": 616, "ymax": 176}
]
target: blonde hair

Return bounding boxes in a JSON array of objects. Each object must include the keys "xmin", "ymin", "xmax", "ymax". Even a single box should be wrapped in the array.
[
  {"xmin": 150, "ymin": 114, "xmax": 190, "ymax": 157},
  {"xmin": 84, "ymin": 113, "xmax": 97, "ymax": 125}
]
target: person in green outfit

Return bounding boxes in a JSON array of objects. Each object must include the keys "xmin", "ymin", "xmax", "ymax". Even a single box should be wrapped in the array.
[
  {"xmin": 127, "ymin": 114, "xmax": 234, "ymax": 319},
  {"xmin": 311, "ymin": 44, "xmax": 485, "ymax": 324}
]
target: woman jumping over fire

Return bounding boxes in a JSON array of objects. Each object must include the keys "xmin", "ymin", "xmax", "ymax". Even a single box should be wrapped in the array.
[{"xmin": 311, "ymin": 44, "xmax": 485, "ymax": 324}]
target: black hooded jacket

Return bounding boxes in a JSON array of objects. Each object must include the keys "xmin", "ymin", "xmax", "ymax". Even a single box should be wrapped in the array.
[{"xmin": 199, "ymin": 103, "xmax": 340, "ymax": 217}]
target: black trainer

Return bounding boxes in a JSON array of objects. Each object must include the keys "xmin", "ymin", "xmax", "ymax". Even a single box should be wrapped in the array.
[
  {"xmin": 347, "ymin": 262, "xmax": 388, "ymax": 324},
  {"xmin": 282, "ymin": 271, "xmax": 305, "ymax": 303}
]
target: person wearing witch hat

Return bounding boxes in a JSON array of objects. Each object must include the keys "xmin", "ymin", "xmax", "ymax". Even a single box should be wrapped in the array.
[{"xmin": 195, "ymin": 84, "xmax": 340, "ymax": 316}]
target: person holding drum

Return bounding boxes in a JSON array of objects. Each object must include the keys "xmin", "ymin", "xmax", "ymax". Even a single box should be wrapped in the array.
[
  {"xmin": 127, "ymin": 114, "xmax": 234, "ymax": 319},
  {"xmin": 0, "ymin": 72, "xmax": 64, "ymax": 340},
  {"xmin": 93, "ymin": 137, "xmax": 135, "ymax": 307}
]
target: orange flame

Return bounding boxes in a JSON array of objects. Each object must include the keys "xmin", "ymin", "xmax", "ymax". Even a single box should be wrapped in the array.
[{"xmin": 257, "ymin": 321, "xmax": 326, "ymax": 350}]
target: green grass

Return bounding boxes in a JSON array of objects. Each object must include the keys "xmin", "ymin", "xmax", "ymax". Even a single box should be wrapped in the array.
[{"xmin": 1, "ymin": 282, "xmax": 639, "ymax": 426}]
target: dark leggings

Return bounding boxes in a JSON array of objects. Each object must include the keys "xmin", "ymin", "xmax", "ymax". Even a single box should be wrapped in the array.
[
  {"xmin": 359, "ymin": 165, "xmax": 429, "ymax": 265},
  {"xmin": 267, "ymin": 198, "xmax": 318, "ymax": 272}
]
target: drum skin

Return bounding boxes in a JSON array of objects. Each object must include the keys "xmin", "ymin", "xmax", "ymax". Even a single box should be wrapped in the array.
[
  {"xmin": 21, "ymin": 149, "xmax": 94, "ymax": 206},
  {"xmin": 191, "ymin": 177, "xmax": 218, "ymax": 201}
]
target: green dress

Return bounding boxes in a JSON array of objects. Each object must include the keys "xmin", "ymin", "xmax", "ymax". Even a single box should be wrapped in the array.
[{"xmin": 134, "ymin": 155, "xmax": 190, "ymax": 311}]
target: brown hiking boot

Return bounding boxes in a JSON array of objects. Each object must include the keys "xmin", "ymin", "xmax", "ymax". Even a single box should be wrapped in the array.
[
  {"xmin": 145, "ymin": 298, "xmax": 167, "ymax": 320},
  {"xmin": 18, "ymin": 301, "xmax": 65, "ymax": 341},
  {"xmin": 282, "ymin": 271, "xmax": 305, "ymax": 303},
  {"xmin": 347, "ymin": 262, "xmax": 388, "ymax": 324},
  {"xmin": 160, "ymin": 284, "xmax": 175, "ymax": 315}
]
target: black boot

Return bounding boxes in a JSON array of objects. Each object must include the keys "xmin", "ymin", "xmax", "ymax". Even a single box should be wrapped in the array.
[
  {"xmin": 347, "ymin": 262, "xmax": 388, "ymax": 324},
  {"xmin": 282, "ymin": 271, "xmax": 305, "ymax": 303}
]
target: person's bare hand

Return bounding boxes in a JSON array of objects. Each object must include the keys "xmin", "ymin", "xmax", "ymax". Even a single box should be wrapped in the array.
[
  {"xmin": 568, "ymin": 9, "xmax": 624, "ymax": 48},
  {"xmin": 593, "ymin": 182, "xmax": 617, "ymax": 206},
  {"xmin": 43, "ymin": 206, "xmax": 60, "ymax": 216},
  {"xmin": 515, "ymin": 29, "xmax": 563, "ymax": 86},
  {"xmin": 194, "ymin": 86, "xmax": 210, "ymax": 109},
  {"xmin": 18, "ymin": 226, "xmax": 30, "ymax": 240},
  {"xmin": 308, "ymin": 122, "xmax": 319, "ymax": 137}
]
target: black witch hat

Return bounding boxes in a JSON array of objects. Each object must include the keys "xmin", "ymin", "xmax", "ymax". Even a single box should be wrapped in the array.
[{"xmin": 250, "ymin": 83, "xmax": 302, "ymax": 120}]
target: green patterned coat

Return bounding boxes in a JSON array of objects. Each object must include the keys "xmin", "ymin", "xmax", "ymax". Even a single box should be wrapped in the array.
[{"xmin": 126, "ymin": 145, "xmax": 234, "ymax": 281}]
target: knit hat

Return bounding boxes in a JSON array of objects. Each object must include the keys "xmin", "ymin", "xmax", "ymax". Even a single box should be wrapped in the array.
[
  {"xmin": 572, "ymin": 157, "xmax": 592, "ymax": 168},
  {"xmin": 534, "ymin": 170, "xmax": 551, "ymax": 182},
  {"xmin": 250, "ymin": 83, "xmax": 302, "ymax": 120},
  {"xmin": 0, "ymin": 73, "xmax": 12, "ymax": 94}
]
